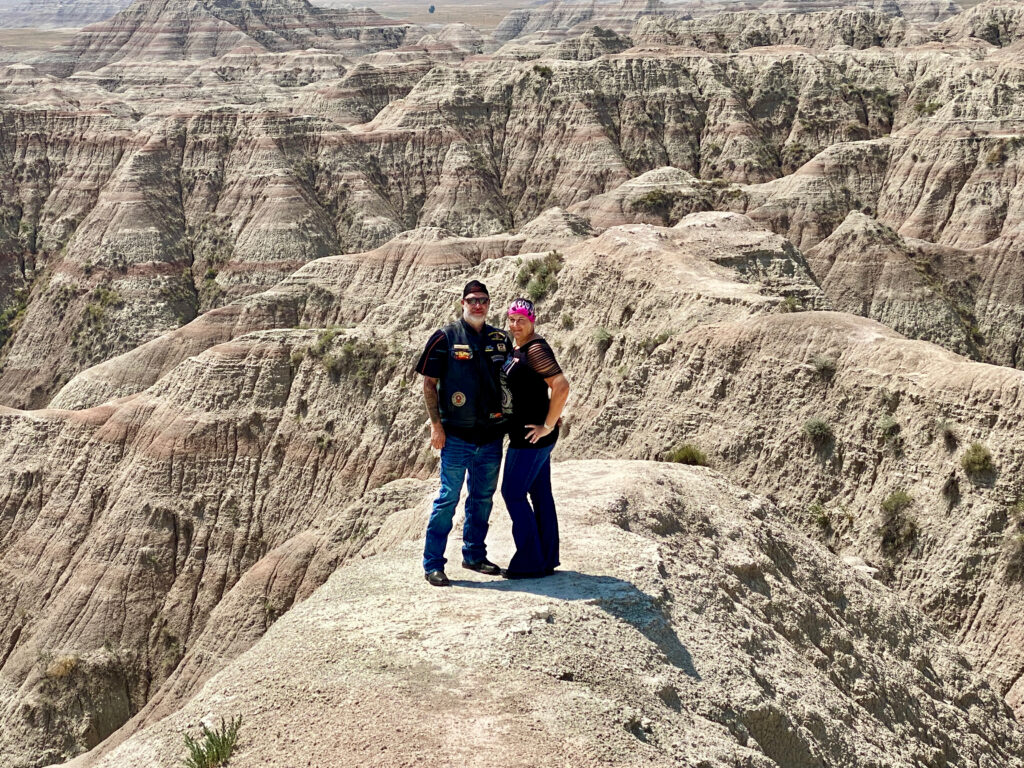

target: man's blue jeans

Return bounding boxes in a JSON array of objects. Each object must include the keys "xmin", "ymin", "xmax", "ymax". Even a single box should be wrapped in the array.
[
  {"xmin": 501, "ymin": 444, "xmax": 558, "ymax": 576},
  {"xmin": 423, "ymin": 434, "xmax": 503, "ymax": 573}
]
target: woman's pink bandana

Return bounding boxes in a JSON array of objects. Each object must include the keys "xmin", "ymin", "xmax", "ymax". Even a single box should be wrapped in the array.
[{"xmin": 507, "ymin": 298, "xmax": 536, "ymax": 322}]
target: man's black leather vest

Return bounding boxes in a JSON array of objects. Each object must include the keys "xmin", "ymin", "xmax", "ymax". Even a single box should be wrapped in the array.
[{"xmin": 438, "ymin": 319, "xmax": 510, "ymax": 430}]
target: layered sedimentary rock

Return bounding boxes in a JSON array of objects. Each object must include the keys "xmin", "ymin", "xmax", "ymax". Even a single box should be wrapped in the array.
[
  {"xmin": 0, "ymin": 0, "xmax": 130, "ymax": 29},
  {"xmin": 9, "ymin": 2, "xmax": 1024, "ymax": 410},
  {"xmin": 68, "ymin": 462, "xmax": 1024, "ymax": 768},
  {"xmin": 6, "ymin": 212, "xmax": 1024, "ymax": 766},
  {"xmin": 9, "ymin": 2, "xmax": 1024, "ymax": 765},
  {"xmin": 0, "ymin": 213, "xmax": 820, "ymax": 766},
  {"xmin": 36, "ymin": 0, "xmax": 416, "ymax": 78},
  {"xmin": 494, "ymin": 0, "xmax": 671, "ymax": 42},
  {"xmin": 938, "ymin": 0, "xmax": 1024, "ymax": 46},
  {"xmin": 632, "ymin": 7, "xmax": 927, "ymax": 50},
  {"xmin": 805, "ymin": 210, "xmax": 980, "ymax": 357}
]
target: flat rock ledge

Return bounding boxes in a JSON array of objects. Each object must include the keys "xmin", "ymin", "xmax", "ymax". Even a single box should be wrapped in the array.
[{"xmin": 71, "ymin": 460, "xmax": 1024, "ymax": 768}]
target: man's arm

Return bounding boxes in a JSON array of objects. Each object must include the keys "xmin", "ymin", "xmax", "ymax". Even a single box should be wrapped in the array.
[{"xmin": 423, "ymin": 375, "xmax": 446, "ymax": 450}]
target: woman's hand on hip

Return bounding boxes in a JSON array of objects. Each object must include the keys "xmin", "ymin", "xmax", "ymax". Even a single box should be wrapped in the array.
[{"xmin": 524, "ymin": 423, "xmax": 553, "ymax": 444}]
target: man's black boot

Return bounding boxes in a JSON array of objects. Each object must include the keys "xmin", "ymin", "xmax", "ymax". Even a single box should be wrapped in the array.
[{"xmin": 425, "ymin": 570, "xmax": 450, "ymax": 587}]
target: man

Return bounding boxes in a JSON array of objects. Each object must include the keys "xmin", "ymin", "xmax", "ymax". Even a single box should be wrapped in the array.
[{"xmin": 415, "ymin": 280, "xmax": 511, "ymax": 586}]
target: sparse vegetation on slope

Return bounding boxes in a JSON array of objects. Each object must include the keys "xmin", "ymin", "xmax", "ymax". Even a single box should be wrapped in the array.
[
  {"xmin": 516, "ymin": 251, "xmax": 564, "ymax": 302},
  {"xmin": 665, "ymin": 444, "xmax": 708, "ymax": 466},
  {"xmin": 962, "ymin": 442, "xmax": 995, "ymax": 477},
  {"xmin": 182, "ymin": 716, "xmax": 242, "ymax": 768}
]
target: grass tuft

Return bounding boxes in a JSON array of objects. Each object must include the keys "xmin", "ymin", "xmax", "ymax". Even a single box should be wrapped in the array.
[
  {"xmin": 879, "ymin": 490, "xmax": 916, "ymax": 557},
  {"xmin": 593, "ymin": 327, "xmax": 613, "ymax": 353},
  {"xmin": 516, "ymin": 251, "xmax": 563, "ymax": 301},
  {"xmin": 961, "ymin": 442, "xmax": 994, "ymax": 476},
  {"xmin": 182, "ymin": 716, "xmax": 243, "ymax": 768},
  {"xmin": 803, "ymin": 418, "xmax": 833, "ymax": 444},
  {"xmin": 811, "ymin": 354, "xmax": 837, "ymax": 379},
  {"xmin": 45, "ymin": 654, "xmax": 79, "ymax": 680},
  {"xmin": 665, "ymin": 444, "xmax": 708, "ymax": 466}
]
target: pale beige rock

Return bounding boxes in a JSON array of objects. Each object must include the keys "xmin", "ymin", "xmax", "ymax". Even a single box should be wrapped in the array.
[{"xmin": 68, "ymin": 461, "xmax": 1024, "ymax": 768}]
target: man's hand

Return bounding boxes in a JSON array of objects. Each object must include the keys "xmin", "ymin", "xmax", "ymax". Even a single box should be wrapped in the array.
[
  {"xmin": 430, "ymin": 421, "xmax": 446, "ymax": 450},
  {"xmin": 423, "ymin": 376, "xmax": 445, "ymax": 449}
]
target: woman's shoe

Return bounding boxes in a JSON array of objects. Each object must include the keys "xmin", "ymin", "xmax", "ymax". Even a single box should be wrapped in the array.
[{"xmin": 502, "ymin": 569, "xmax": 542, "ymax": 580}]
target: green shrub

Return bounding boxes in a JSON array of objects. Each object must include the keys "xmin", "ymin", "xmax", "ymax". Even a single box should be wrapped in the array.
[
  {"xmin": 0, "ymin": 289, "xmax": 29, "ymax": 350},
  {"xmin": 935, "ymin": 418, "xmax": 957, "ymax": 447},
  {"xmin": 811, "ymin": 355, "xmax": 837, "ymax": 379},
  {"xmin": 308, "ymin": 327, "xmax": 338, "ymax": 358},
  {"xmin": 881, "ymin": 490, "xmax": 912, "ymax": 516},
  {"xmin": 92, "ymin": 285, "xmax": 122, "ymax": 309},
  {"xmin": 642, "ymin": 331, "xmax": 671, "ymax": 355},
  {"xmin": 182, "ymin": 716, "xmax": 243, "ymax": 768},
  {"xmin": 665, "ymin": 444, "xmax": 708, "ymax": 466},
  {"xmin": 877, "ymin": 415, "xmax": 900, "ymax": 442},
  {"xmin": 527, "ymin": 276, "xmax": 553, "ymax": 302},
  {"xmin": 560, "ymin": 313, "xmax": 575, "ymax": 330},
  {"xmin": 533, "ymin": 64, "xmax": 553, "ymax": 80},
  {"xmin": 913, "ymin": 100, "xmax": 940, "ymax": 117},
  {"xmin": 1012, "ymin": 497, "xmax": 1024, "ymax": 522},
  {"xmin": 879, "ymin": 490, "xmax": 916, "ymax": 556},
  {"xmin": 593, "ymin": 327, "xmax": 613, "ymax": 353},
  {"xmin": 961, "ymin": 442, "xmax": 994, "ymax": 476},
  {"xmin": 516, "ymin": 251, "xmax": 563, "ymax": 301},
  {"xmin": 803, "ymin": 417, "xmax": 833, "ymax": 444},
  {"xmin": 778, "ymin": 296, "xmax": 802, "ymax": 313},
  {"xmin": 629, "ymin": 189, "xmax": 678, "ymax": 225},
  {"xmin": 809, "ymin": 501, "xmax": 830, "ymax": 530},
  {"xmin": 322, "ymin": 353, "xmax": 343, "ymax": 379},
  {"xmin": 516, "ymin": 264, "xmax": 531, "ymax": 287}
]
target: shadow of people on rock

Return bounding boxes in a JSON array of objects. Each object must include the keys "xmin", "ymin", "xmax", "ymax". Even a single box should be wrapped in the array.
[{"xmin": 454, "ymin": 570, "xmax": 700, "ymax": 680}]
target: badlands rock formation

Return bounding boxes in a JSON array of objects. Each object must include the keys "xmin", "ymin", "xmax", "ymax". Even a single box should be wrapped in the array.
[
  {"xmin": 7, "ymin": 0, "xmax": 1024, "ymax": 408},
  {"xmin": 66, "ymin": 462, "xmax": 1024, "ymax": 768},
  {"xmin": 2, "ymin": 208, "xmax": 1024, "ymax": 767},
  {"xmin": 0, "ymin": 0, "xmax": 131, "ymax": 29},
  {"xmin": 4, "ymin": 0, "xmax": 1024, "ymax": 766},
  {"xmin": 38, "ymin": 0, "xmax": 416, "ymax": 78}
]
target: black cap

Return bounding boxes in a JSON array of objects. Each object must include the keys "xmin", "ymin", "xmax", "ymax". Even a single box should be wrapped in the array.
[{"xmin": 463, "ymin": 280, "xmax": 489, "ymax": 298}]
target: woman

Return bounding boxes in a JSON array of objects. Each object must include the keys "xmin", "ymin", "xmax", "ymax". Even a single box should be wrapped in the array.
[{"xmin": 500, "ymin": 298, "xmax": 570, "ymax": 579}]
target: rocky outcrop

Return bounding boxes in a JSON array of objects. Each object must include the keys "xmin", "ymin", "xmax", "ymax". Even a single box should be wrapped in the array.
[
  {"xmin": 35, "ymin": 0, "xmax": 416, "ymax": 79},
  {"xmin": 68, "ymin": 461, "xmax": 1024, "ymax": 768},
  {"xmin": 494, "ymin": 0, "xmax": 671, "ymax": 42},
  {"xmin": 805, "ymin": 210, "xmax": 980, "ymax": 357},
  {"xmin": 938, "ymin": 0, "xmax": 1024, "ymax": 46},
  {"xmin": 0, "ymin": 0, "xmax": 130, "ymax": 29},
  {"xmin": 553, "ymin": 24, "xmax": 633, "ymax": 59},
  {"xmin": 756, "ymin": 0, "xmax": 961, "ymax": 23},
  {"xmin": 567, "ymin": 166, "xmax": 717, "ymax": 226},
  {"xmin": 0, "ymin": 213, "xmax": 821, "ymax": 766},
  {"xmin": 11, "ymin": 11, "xmax": 1024, "ymax": 410},
  {"xmin": 4, "ymin": 204, "xmax": 1024, "ymax": 765},
  {"xmin": 632, "ymin": 8, "xmax": 927, "ymax": 51}
]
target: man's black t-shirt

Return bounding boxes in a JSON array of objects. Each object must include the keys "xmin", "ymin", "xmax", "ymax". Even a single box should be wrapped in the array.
[
  {"xmin": 502, "ymin": 337, "xmax": 562, "ymax": 450},
  {"xmin": 415, "ymin": 321, "xmax": 511, "ymax": 445}
]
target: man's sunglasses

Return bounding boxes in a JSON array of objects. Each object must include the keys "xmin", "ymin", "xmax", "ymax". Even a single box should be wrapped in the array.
[{"xmin": 464, "ymin": 297, "xmax": 490, "ymax": 306}]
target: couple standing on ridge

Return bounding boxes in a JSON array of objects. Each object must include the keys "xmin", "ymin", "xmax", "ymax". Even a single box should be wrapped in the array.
[{"xmin": 415, "ymin": 280, "xmax": 571, "ymax": 587}]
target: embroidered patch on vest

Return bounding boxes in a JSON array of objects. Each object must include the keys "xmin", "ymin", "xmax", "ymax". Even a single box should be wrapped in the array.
[
  {"xmin": 451, "ymin": 391, "xmax": 467, "ymax": 407},
  {"xmin": 453, "ymin": 344, "xmax": 472, "ymax": 361}
]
